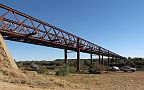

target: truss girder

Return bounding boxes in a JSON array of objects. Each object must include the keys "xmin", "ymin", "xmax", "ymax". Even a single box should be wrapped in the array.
[{"xmin": 0, "ymin": 4, "xmax": 123, "ymax": 58}]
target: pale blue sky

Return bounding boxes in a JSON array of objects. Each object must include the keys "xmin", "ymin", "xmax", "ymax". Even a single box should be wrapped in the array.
[{"xmin": 1, "ymin": 0, "xmax": 144, "ymax": 61}]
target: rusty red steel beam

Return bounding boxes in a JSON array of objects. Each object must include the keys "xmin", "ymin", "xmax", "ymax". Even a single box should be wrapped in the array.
[{"xmin": 0, "ymin": 3, "xmax": 123, "ymax": 58}]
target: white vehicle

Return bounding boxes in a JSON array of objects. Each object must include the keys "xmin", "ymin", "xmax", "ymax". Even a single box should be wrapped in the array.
[
  {"xmin": 121, "ymin": 66, "xmax": 136, "ymax": 72},
  {"xmin": 110, "ymin": 66, "xmax": 120, "ymax": 71}
]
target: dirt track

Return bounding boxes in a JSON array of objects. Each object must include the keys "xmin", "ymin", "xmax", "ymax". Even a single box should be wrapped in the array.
[{"xmin": 0, "ymin": 71, "xmax": 144, "ymax": 90}]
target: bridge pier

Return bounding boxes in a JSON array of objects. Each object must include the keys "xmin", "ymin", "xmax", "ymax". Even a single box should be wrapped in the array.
[
  {"xmin": 64, "ymin": 49, "xmax": 68, "ymax": 66},
  {"xmin": 77, "ymin": 48, "xmax": 80, "ymax": 71},
  {"xmin": 98, "ymin": 47, "xmax": 101, "ymax": 64},
  {"xmin": 108, "ymin": 56, "xmax": 110, "ymax": 66},
  {"xmin": 112, "ymin": 56, "xmax": 115, "ymax": 61},
  {"xmin": 90, "ymin": 53, "xmax": 93, "ymax": 65},
  {"xmin": 98, "ymin": 54, "xmax": 101, "ymax": 64},
  {"xmin": 101, "ymin": 54, "xmax": 104, "ymax": 64},
  {"xmin": 108, "ymin": 51, "xmax": 110, "ymax": 66}
]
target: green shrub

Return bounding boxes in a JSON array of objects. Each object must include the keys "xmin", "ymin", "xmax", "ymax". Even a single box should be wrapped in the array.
[
  {"xmin": 68, "ymin": 66, "xmax": 76, "ymax": 73},
  {"xmin": 55, "ymin": 66, "xmax": 70, "ymax": 76},
  {"xmin": 88, "ymin": 67, "xmax": 101, "ymax": 74},
  {"xmin": 37, "ymin": 66, "xmax": 49, "ymax": 75},
  {"xmin": 136, "ymin": 65, "xmax": 144, "ymax": 71},
  {"xmin": 89, "ymin": 68, "xmax": 97, "ymax": 74},
  {"xmin": 88, "ymin": 64, "xmax": 107, "ymax": 74},
  {"xmin": 16, "ymin": 62, "xmax": 24, "ymax": 69}
]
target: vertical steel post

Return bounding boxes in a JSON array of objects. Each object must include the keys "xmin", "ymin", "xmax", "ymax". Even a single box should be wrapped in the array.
[
  {"xmin": 101, "ymin": 54, "xmax": 103, "ymax": 64},
  {"xmin": 64, "ymin": 49, "xmax": 68, "ymax": 66},
  {"xmin": 112, "ymin": 55, "xmax": 115, "ymax": 61},
  {"xmin": 90, "ymin": 53, "xmax": 93, "ymax": 65},
  {"xmin": 99, "ymin": 54, "xmax": 101, "ymax": 64},
  {"xmin": 108, "ymin": 51, "xmax": 110, "ymax": 66},
  {"xmin": 77, "ymin": 38, "xmax": 80, "ymax": 71},
  {"xmin": 77, "ymin": 48, "xmax": 80, "ymax": 71},
  {"xmin": 98, "ymin": 47, "xmax": 101, "ymax": 64}
]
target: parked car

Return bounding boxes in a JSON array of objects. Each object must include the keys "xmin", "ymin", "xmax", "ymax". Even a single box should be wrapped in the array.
[
  {"xmin": 29, "ymin": 63, "xmax": 40, "ymax": 71},
  {"xmin": 110, "ymin": 66, "xmax": 120, "ymax": 71},
  {"xmin": 121, "ymin": 66, "xmax": 136, "ymax": 72}
]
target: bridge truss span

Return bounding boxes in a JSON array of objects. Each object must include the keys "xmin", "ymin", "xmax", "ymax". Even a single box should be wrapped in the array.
[{"xmin": 0, "ymin": 3, "xmax": 123, "ymax": 71}]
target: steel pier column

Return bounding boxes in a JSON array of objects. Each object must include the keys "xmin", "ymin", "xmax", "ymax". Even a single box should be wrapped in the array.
[
  {"xmin": 90, "ymin": 53, "xmax": 93, "ymax": 65},
  {"xmin": 98, "ymin": 47, "xmax": 101, "ymax": 64},
  {"xmin": 101, "ymin": 54, "xmax": 103, "ymax": 64},
  {"xmin": 99, "ymin": 54, "xmax": 101, "ymax": 64},
  {"xmin": 64, "ymin": 49, "xmax": 68, "ymax": 66},
  {"xmin": 77, "ymin": 48, "xmax": 80, "ymax": 71},
  {"xmin": 77, "ymin": 38, "xmax": 80, "ymax": 71},
  {"xmin": 112, "ymin": 56, "xmax": 115, "ymax": 61},
  {"xmin": 108, "ymin": 51, "xmax": 110, "ymax": 66}
]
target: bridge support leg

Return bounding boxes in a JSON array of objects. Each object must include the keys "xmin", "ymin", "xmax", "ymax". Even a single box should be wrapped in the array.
[
  {"xmin": 90, "ymin": 53, "xmax": 93, "ymax": 65},
  {"xmin": 108, "ymin": 51, "xmax": 110, "ymax": 66},
  {"xmin": 112, "ymin": 56, "xmax": 115, "ymax": 61},
  {"xmin": 64, "ymin": 49, "xmax": 68, "ymax": 66},
  {"xmin": 108, "ymin": 56, "xmax": 110, "ymax": 66},
  {"xmin": 101, "ymin": 55, "xmax": 103, "ymax": 64},
  {"xmin": 98, "ymin": 54, "xmax": 101, "ymax": 64},
  {"xmin": 77, "ymin": 48, "xmax": 80, "ymax": 72}
]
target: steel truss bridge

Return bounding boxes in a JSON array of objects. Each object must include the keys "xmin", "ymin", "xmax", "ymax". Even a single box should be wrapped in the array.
[{"xmin": 0, "ymin": 3, "xmax": 123, "ymax": 71}]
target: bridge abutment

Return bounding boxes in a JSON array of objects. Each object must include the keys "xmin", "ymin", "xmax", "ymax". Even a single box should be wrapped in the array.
[{"xmin": 0, "ymin": 33, "xmax": 18, "ymax": 69}]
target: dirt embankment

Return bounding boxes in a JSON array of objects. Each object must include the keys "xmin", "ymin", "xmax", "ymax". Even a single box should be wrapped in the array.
[{"xmin": 0, "ymin": 67, "xmax": 144, "ymax": 90}]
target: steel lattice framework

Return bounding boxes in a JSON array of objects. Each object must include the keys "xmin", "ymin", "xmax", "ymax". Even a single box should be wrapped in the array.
[{"xmin": 0, "ymin": 4, "xmax": 123, "ymax": 70}]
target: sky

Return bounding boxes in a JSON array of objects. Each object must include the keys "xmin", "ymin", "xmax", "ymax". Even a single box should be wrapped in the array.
[{"xmin": 1, "ymin": 0, "xmax": 144, "ymax": 61}]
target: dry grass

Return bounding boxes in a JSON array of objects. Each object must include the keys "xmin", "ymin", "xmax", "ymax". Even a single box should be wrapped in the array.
[
  {"xmin": 0, "ymin": 67, "xmax": 80, "ymax": 89},
  {"xmin": 60, "ymin": 71, "xmax": 144, "ymax": 90},
  {"xmin": 0, "ymin": 66, "xmax": 144, "ymax": 90}
]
